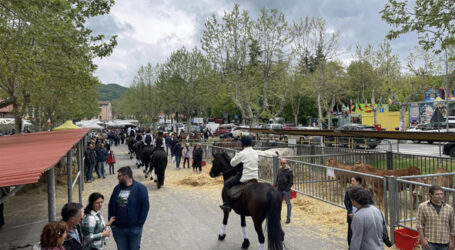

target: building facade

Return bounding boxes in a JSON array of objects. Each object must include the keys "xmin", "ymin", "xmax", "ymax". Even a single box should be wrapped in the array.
[{"xmin": 97, "ymin": 101, "xmax": 112, "ymax": 121}]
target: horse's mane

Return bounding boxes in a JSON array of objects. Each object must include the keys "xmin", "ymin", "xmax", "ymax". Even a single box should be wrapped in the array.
[{"xmin": 218, "ymin": 152, "xmax": 231, "ymax": 166}]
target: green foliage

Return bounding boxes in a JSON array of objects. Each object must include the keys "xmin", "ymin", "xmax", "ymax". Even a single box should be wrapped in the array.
[
  {"xmin": 98, "ymin": 83, "xmax": 128, "ymax": 102},
  {"xmin": 381, "ymin": 0, "xmax": 455, "ymax": 59},
  {"xmin": 0, "ymin": 0, "xmax": 117, "ymax": 131}
]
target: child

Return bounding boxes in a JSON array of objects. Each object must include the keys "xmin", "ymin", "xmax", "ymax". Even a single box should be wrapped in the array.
[
  {"xmin": 182, "ymin": 143, "xmax": 191, "ymax": 168},
  {"xmin": 107, "ymin": 150, "xmax": 116, "ymax": 175}
]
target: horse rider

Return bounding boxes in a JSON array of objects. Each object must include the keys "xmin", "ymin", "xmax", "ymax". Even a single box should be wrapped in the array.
[{"xmin": 220, "ymin": 136, "xmax": 258, "ymax": 213}]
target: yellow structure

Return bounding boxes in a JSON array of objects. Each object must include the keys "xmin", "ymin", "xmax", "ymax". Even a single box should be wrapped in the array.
[
  {"xmin": 52, "ymin": 120, "xmax": 81, "ymax": 131},
  {"xmin": 362, "ymin": 111, "xmax": 409, "ymax": 131}
]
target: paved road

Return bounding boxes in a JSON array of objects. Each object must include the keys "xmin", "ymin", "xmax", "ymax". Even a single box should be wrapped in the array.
[
  {"xmin": 377, "ymin": 140, "xmax": 448, "ymax": 157},
  {"xmin": 101, "ymin": 144, "xmax": 346, "ymax": 250}
]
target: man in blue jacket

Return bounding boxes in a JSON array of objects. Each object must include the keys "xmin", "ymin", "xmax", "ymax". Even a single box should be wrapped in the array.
[
  {"xmin": 96, "ymin": 143, "xmax": 108, "ymax": 179},
  {"xmin": 108, "ymin": 166, "xmax": 149, "ymax": 250}
]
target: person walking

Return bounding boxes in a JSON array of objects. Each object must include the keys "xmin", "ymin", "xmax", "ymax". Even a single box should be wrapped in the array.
[
  {"xmin": 96, "ymin": 143, "xmax": 108, "ymax": 179},
  {"xmin": 33, "ymin": 221, "xmax": 68, "ymax": 250},
  {"xmin": 182, "ymin": 143, "xmax": 191, "ymax": 169},
  {"xmin": 62, "ymin": 202, "xmax": 84, "ymax": 250},
  {"xmin": 349, "ymin": 186, "xmax": 389, "ymax": 250},
  {"xmin": 85, "ymin": 143, "xmax": 97, "ymax": 182},
  {"xmin": 120, "ymin": 130, "xmax": 125, "ymax": 145},
  {"xmin": 275, "ymin": 158, "xmax": 293, "ymax": 224},
  {"xmin": 192, "ymin": 143, "xmax": 203, "ymax": 173},
  {"xmin": 81, "ymin": 192, "xmax": 115, "ymax": 250},
  {"xmin": 165, "ymin": 134, "xmax": 172, "ymax": 156},
  {"xmin": 417, "ymin": 185, "xmax": 455, "ymax": 250},
  {"xmin": 173, "ymin": 139, "xmax": 183, "ymax": 169},
  {"xmin": 107, "ymin": 150, "xmax": 116, "ymax": 175},
  {"xmin": 108, "ymin": 166, "xmax": 149, "ymax": 250},
  {"xmin": 150, "ymin": 138, "xmax": 168, "ymax": 189}
]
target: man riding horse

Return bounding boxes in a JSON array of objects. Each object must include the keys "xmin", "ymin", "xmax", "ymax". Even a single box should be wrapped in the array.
[{"xmin": 220, "ymin": 136, "xmax": 258, "ymax": 213}]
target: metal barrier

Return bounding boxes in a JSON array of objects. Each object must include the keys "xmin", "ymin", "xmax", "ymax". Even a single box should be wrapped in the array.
[
  {"xmin": 282, "ymin": 158, "xmax": 388, "ymax": 222},
  {"xmin": 389, "ymin": 173, "xmax": 455, "ymax": 241}
]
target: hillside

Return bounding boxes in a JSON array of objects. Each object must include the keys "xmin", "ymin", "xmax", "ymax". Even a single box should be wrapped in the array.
[{"xmin": 98, "ymin": 83, "xmax": 128, "ymax": 102}]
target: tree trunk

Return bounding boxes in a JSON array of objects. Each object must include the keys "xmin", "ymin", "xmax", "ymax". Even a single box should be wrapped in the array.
[
  {"xmin": 399, "ymin": 104, "xmax": 406, "ymax": 131},
  {"xmin": 13, "ymin": 103, "xmax": 22, "ymax": 134},
  {"xmin": 317, "ymin": 88, "xmax": 323, "ymax": 129},
  {"xmin": 372, "ymin": 89, "xmax": 377, "ymax": 126}
]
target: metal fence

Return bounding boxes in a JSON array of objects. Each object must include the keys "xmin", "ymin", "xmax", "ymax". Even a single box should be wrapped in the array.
[{"xmin": 390, "ymin": 173, "xmax": 455, "ymax": 237}]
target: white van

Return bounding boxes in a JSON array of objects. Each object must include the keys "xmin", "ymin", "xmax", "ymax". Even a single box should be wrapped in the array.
[{"xmin": 205, "ymin": 122, "xmax": 220, "ymax": 134}]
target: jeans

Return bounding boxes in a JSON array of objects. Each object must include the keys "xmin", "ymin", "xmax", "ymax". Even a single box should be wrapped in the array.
[
  {"xmin": 166, "ymin": 144, "xmax": 170, "ymax": 155},
  {"xmin": 423, "ymin": 242, "xmax": 449, "ymax": 250},
  {"xmin": 281, "ymin": 190, "xmax": 292, "ymax": 221},
  {"xmin": 175, "ymin": 155, "xmax": 182, "ymax": 168},
  {"xmin": 86, "ymin": 163, "xmax": 95, "ymax": 181},
  {"xmin": 98, "ymin": 161, "xmax": 106, "ymax": 177},
  {"xmin": 109, "ymin": 163, "xmax": 115, "ymax": 174},
  {"xmin": 113, "ymin": 227, "xmax": 143, "ymax": 250},
  {"xmin": 183, "ymin": 157, "xmax": 190, "ymax": 168}
]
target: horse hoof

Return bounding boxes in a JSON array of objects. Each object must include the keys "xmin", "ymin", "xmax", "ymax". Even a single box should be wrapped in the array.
[
  {"xmin": 218, "ymin": 234, "xmax": 226, "ymax": 241},
  {"xmin": 241, "ymin": 239, "xmax": 250, "ymax": 249}
]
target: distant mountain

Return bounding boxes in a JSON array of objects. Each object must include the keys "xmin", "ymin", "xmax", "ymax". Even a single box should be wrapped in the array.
[{"xmin": 98, "ymin": 83, "xmax": 128, "ymax": 102}]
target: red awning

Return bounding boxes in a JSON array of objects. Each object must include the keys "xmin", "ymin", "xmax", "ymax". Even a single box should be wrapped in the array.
[{"xmin": 0, "ymin": 129, "xmax": 90, "ymax": 187}]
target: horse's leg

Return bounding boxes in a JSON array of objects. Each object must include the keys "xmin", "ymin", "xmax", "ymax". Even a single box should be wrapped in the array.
[
  {"xmin": 218, "ymin": 211, "xmax": 229, "ymax": 240},
  {"xmin": 253, "ymin": 217, "xmax": 265, "ymax": 250},
  {"xmin": 241, "ymin": 215, "xmax": 250, "ymax": 249}
]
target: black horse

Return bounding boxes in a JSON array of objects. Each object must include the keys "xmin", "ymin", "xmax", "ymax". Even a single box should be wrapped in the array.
[
  {"xmin": 127, "ymin": 137, "xmax": 136, "ymax": 159},
  {"xmin": 141, "ymin": 145, "xmax": 154, "ymax": 176},
  {"xmin": 210, "ymin": 152, "xmax": 284, "ymax": 250},
  {"xmin": 133, "ymin": 140, "xmax": 145, "ymax": 167}
]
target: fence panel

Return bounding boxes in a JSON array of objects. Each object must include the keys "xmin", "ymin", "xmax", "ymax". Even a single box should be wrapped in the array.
[{"xmin": 393, "ymin": 173, "xmax": 455, "ymax": 231}]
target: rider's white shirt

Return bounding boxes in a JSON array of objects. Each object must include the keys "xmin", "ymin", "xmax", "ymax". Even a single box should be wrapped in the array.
[{"xmin": 230, "ymin": 146, "xmax": 258, "ymax": 183}]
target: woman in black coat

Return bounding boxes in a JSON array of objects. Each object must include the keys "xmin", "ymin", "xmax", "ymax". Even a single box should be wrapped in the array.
[{"xmin": 192, "ymin": 143, "xmax": 203, "ymax": 173}]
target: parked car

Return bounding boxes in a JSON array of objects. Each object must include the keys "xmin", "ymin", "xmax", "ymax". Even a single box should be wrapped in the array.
[
  {"xmin": 331, "ymin": 124, "xmax": 382, "ymax": 149},
  {"xmin": 262, "ymin": 123, "xmax": 284, "ymax": 130},
  {"xmin": 215, "ymin": 124, "xmax": 235, "ymax": 136}
]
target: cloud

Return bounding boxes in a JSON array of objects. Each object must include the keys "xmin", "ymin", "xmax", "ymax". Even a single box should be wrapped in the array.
[{"xmin": 88, "ymin": 0, "xmax": 419, "ymax": 87}]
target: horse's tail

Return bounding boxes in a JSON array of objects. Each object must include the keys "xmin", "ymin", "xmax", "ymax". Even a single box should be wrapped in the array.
[{"xmin": 267, "ymin": 188, "xmax": 284, "ymax": 250}]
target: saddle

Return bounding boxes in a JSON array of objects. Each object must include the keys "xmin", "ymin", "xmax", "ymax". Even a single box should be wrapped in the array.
[{"xmin": 228, "ymin": 179, "xmax": 258, "ymax": 200}]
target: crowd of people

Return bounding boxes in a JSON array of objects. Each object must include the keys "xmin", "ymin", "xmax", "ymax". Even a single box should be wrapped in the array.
[{"xmin": 34, "ymin": 166, "xmax": 149, "ymax": 250}]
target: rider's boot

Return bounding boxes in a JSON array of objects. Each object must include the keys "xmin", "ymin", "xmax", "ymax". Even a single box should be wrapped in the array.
[{"xmin": 219, "ymin": 198, "xmax": 231, "ymax": 213}]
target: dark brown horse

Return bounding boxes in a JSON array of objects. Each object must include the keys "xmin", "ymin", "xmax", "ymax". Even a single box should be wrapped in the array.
[{"xmin": 210, "ymin": 152, "xmax": 284, "ymax": 250}]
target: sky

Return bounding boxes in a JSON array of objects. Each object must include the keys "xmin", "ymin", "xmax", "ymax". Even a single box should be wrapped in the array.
[{"xmin": 87, "ymin": 0, "xmax": 419, "ymax": 87}]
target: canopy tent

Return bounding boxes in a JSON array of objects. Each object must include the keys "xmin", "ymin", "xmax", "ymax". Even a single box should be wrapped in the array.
[
  {"xmin": 52, "ymin": 120, "xmax": 81, "ymax": 131},
  {"xmin": 80, "ymin": 122, "xmax": 103, "ymax": 130},
  {"xmin": 105, "ymin": 121, "xmax": 118, "ymax": 127}
]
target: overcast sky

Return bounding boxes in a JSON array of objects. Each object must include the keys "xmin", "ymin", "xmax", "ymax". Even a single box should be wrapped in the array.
[{"xmin": 87, "ymin": 0, "xmax": 418, "ymax": 87}]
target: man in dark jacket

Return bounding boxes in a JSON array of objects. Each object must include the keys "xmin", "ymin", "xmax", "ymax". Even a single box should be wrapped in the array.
[
  {"xmin": 165, "ymin": 135, "xmax": 172, "ymax": 155},
  {"xmin": 173, "ymin": 139, "xmax": 183, "ymax": 169},
  {"xmin": 96, "ymin": 143, "xmax": 108, "ymax": 179},
  {"xmin": 109, "ymin": 166, "xmax": 149, "ymax": 250},
  {"xmin": 151, "ymin": 138, "xmax": 168, "ymax": 189},
  {"xmin": 192, "ymin": 143, "xmax": 203, "ymax": 173},
  {"xmin": 62, "ymin": 202, "xmax": 84, "ymax": 250},
  {"xmin": 275, "ymin": 158, "xmax": 294, "ymax": 224},
  {"xmin": 84, "ymin": 143, "xmax": 97, "ymax": 181}
]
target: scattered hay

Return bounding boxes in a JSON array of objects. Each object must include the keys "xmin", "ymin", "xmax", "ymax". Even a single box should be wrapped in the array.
[{"xmin": 179, "ymin": 174, "xmax": 217, "ymax": 186}]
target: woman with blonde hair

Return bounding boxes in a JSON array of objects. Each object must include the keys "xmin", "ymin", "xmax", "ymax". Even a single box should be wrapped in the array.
[{"xmin": 33, "ymin": 221, "xmax": 68, "ymax": 250}]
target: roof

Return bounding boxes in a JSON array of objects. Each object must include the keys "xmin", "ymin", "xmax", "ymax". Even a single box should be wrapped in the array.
[{"xmin": 0, "ymin": 128, "xmax": 89, "ymax": 187}]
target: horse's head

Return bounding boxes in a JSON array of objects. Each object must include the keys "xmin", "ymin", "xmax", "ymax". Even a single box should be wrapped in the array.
[{"xmin": 210, "ymin": 152, "xmax": 231, "ymax": 178}]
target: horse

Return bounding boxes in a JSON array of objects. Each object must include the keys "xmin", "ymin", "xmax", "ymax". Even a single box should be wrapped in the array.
[
  {"xmin": 127, "ymin": 137, "xmax": 136, "ymax": 159},
  {"xmin": 133, "ymin": 140, "xmax": 145, "ymax": 167},
  {"xmin": 210, "ymin": 152, "xmax": 284, "ymax": 250},
  {"xmin": 141, "ymin": 145, "xmax": 154, "ymax": 176},
  {"xmin": 150, "ymin": 146, "xmax": 168, "ymax": 189}
]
